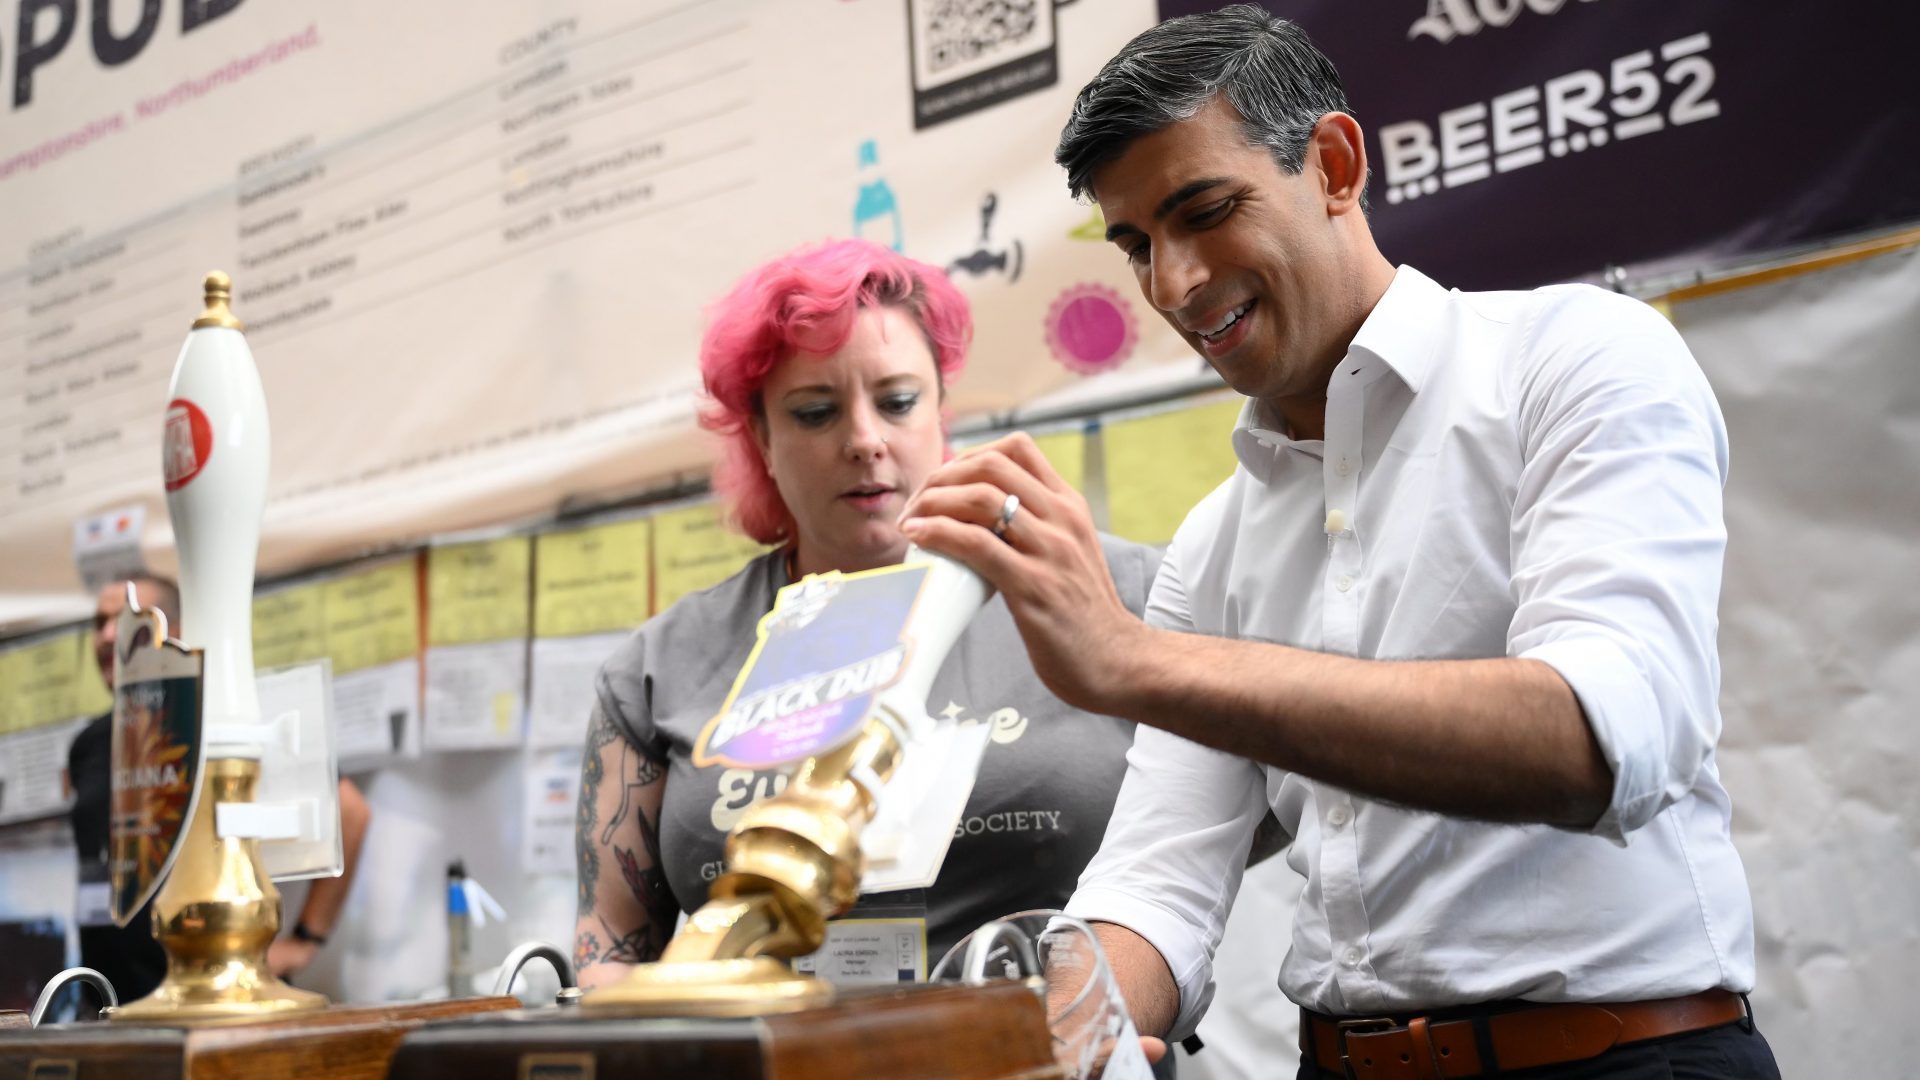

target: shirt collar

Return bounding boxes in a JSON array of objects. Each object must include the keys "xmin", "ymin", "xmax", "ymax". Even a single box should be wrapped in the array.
[
  {"xmin": 1345, "ymin": 264, "xmax": 1448, "ymax": 395},
  {"xmin": 1231, "ymin": 398, "xmax": 1293, "ymax": 482},
  {"xmin": 1229, "ymin": 266, "xmax": 1446, "ymax": 480}
]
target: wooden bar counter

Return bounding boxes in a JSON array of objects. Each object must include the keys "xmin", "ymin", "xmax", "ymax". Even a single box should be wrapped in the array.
[
  {"xmin": 0, "ymin": 997, "xmax": 518, "ymax": 1080},
  {"xmin": 387, "ymin": 981, "xmax": 1065, "ymax": 1080}
]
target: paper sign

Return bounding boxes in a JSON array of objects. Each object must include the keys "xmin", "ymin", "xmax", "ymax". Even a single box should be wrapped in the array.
[
  {"xmin": 428, "ymin": 537, "xmax": 532, "ymax": 647},
  {"xmin": 694, "ymin": 565, "xmax": 928, "ymax": 769},
  {"xmin": 522, "ymin": 747, "xmax": 583, "ymax": 875},
  {"xmin": 527, "ymin": 632, "xmax": 625, "ymax": 749},
  {"xmin": 322, "ymin": 559, "xmax": 422, "ymax": 763},
  {"xmin": 535, "ymin": 519, "xmax": 651, "ymax": 639},
  {"xmin": 71, "ymin": 504, "xmax": 148, "ymax": 594},
  {"xmin": 253, "ymin": 581, "xmax": 327, "ymax": 672},
  {"xmin": 0, "ymin": 718, "xmax": 88, "ymax": 824},
  {"xmin": 1, "ymin": 633, "xmax": 84, "ymax": 733},
  {"xmin": 652, "ymin": 502, "xmax": 773, "ymax": 614},
  {"xmin": 322, "ymin": 559, "xmax": 420, "ymax": 676},
  {"xmin": 1104, "ymin": 398, "xmax": 1244, "ymax": 545}
]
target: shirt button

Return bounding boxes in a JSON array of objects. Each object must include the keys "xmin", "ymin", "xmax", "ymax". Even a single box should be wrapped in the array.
[
  {"xmin": 1336, "ymin": 458, "xmax": 1352, "ymax": 477},
  {"xmin": 1327, "ymin": 804, "xmax": 1352, "ymax": 828},
  {"xmin": 1343, "ymin": 946, "xmax": 1363, "ymax": 967},
  {"xmin": 1336, "ymin": 575, "xmax": 1354, "ymax": 592}
]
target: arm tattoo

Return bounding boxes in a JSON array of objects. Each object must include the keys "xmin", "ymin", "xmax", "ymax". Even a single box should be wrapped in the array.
[
  {"xmin": 575, "ymin": 706, "xmax": 617, "ymax": 916},
  {"xmin": 572, "ymin": 929, "xmax": 602, "ymax": 972},
  {"xmin": 577, "ymin": 913, "xmax": 655, "ymax": 968},
  {"xmin": 598, "ymin": 917, "xmax": 655, "ymax": 965},
  {"xmin": 601, "ymin": 739, "xmax": 664, "ymax": 845},
  {"xmin": 576, "ymin": 701, "xmax": 676, "ymax": 960}
]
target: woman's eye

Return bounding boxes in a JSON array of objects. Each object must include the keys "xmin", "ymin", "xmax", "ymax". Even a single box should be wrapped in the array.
[
  {"xmin": 880, "ymin": 392, "xmax": 920, "ymax": 416},
  {"xmin": 790, "ymin": 404, "xmax": 835, "ymax": 428},
  {"xmin": 1125, "ymin": 243, "xmax": 1150, "ymax": 266}
]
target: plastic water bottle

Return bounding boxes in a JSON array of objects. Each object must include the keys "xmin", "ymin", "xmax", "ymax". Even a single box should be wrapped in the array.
[{"xmin": 447, "ymin": 860, "xmax": 473, "ymax": 997}]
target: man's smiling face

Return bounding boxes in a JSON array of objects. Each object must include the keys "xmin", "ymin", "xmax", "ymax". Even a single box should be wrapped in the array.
[{"xmin": 1092, "ymin": 97, "xmax": 1356, "ymax": 411}]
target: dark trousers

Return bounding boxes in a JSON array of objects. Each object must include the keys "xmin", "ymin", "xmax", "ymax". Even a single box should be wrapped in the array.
[{"xmin": 1296, "ymin": 1019, "xmax": 1781, "ymax": 1079}]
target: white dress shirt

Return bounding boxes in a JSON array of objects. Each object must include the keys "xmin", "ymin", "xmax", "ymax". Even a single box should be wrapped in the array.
[{"xmin": 1065, "ymin": 266, "xmax": 1756, "ymax": 1036}]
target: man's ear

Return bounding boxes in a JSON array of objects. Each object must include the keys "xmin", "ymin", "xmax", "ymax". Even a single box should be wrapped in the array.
[{"xmin": 1308, "ymin": 112, "xmax": 1369, "ymax": 216}]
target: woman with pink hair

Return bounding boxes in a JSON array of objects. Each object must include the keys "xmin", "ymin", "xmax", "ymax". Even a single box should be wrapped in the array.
[{"xmin": 572, "ymin": 239, "xmax": 1159, "ymax": 988}]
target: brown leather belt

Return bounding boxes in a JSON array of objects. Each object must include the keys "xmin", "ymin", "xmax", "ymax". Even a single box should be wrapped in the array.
[{"xmin": 1302, "ymin": 988, "xmax": 1747, "ymax": 1079}]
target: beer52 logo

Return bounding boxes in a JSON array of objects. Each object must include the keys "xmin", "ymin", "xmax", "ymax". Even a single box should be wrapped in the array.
[{"xmin": 1376, "ymin": 31, "xmax": 1719, "ymax": 206}]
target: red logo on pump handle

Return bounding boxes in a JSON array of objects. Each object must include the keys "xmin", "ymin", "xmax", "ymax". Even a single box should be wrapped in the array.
[{"xmin": 162, "ymin": 399, "xmax": 213, "ymax": 491}]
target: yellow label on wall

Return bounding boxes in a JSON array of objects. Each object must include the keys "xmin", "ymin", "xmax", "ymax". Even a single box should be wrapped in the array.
[
  {"xmin": 1104, "ymin": 398, "xmax": 1245, "ymax": 546},
  {"xmin": 323, "ymin": 559, "xmax": 420, "ymax": 675},
  {"xmin": 653, "ymin": 503, "xmax": 773, "ymax": 614},
  {"xmin": 428, "ymin": 537, "xmax": 532, "ymax": 647},
  {"xmin": 0, "ymin": 649, "xmax": 18, "ymax": 733},
  {"xmin": 253, "ymin": 581, "xmax": 327, "ymax": 671},
  {"xmin": 4, "ymin": 632, "xmax": 83, "ymax": 731},
  {"xmin": 1029, "ymin": 427, "xmax": 1087, "ymax": 494},
  {"xmin": 535, "ymin": 519, "xmax": 652, "ymax": 639}
]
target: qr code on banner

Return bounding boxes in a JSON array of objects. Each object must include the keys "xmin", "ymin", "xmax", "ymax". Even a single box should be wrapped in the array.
[{"xmin": 911, "ymin": 0, "xmax": 1056, "ymax": 88}]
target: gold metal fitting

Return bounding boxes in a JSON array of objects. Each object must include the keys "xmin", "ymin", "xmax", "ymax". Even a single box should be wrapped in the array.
[
  {"xmin": 582, "ymin": 707, "xmax": 908, "ymax": 1016},
  {"xmin": 112, "ymin": 757, "xmax": 326, "ymax": 1023},
  {"xmin": 191, "ymin": 270, "xmax": 245, "ymax": 331}
]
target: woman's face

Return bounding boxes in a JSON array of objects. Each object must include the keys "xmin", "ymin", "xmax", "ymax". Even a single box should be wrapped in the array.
[{"xmin": 755, "ymin": 305, "xmax": 947, "ymax": 577}]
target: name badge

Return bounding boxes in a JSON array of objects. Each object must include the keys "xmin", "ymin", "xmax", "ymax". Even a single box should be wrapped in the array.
[{"xmin": 793, "ymin": 890, "xmax": 928, "ymax": 985}]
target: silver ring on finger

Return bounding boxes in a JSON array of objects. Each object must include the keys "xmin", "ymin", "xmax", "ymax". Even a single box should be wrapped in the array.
[{"xmin": 992, "ymin": 493, "xmax": 1021, "ymax": 540}]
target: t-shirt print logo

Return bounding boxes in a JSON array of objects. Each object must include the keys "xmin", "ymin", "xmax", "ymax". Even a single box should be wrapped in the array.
[
  {"xmin": 708, "ymin": 767, "xmax": 788, "ymax": 832},
  {"xmin": 938, "ymin": 701, "xmax": 1029, "ymax": 745}
]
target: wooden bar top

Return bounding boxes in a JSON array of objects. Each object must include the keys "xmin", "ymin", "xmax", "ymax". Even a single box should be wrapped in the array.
[
  {"xmin": 389, "ymin": 981, "xmax": 1065, "ymax": 1080},
  {"xmin": 0, "ymin": 996, "xmax": 519, "ymax": 1080}
]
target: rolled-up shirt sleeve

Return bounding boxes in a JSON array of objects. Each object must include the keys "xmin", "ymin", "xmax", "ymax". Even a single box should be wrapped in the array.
[
  {"xmin": 1064, "ymin": 528, "xmax": 1268, "ymax": 1040},
  {"xmin": 1507, "ymin": 293, "xmax": 1730, "ymax": 844}
]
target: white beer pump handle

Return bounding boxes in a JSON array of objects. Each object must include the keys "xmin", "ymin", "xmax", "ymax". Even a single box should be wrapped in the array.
[
  {"xmin": 166, "ymin": 275, "xmax": 330, "ymax": 849},
  {"xmin": 164, "ymin": 272, "xmax": 271, "ymax": 764},
  {"xmin": 868, "ymin": 544, "xmax": 992, "ymax": 747}
]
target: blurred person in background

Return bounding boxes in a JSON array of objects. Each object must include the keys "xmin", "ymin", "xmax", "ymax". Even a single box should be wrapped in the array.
[{"xmin": 68, "ymin": 573, "xmax": 371, "ymax": 996}]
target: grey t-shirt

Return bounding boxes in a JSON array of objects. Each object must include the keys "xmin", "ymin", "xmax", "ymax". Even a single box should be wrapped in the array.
[{"xmin": 596, "ymin": 536, "xmax": 1160, "ymax": 964}]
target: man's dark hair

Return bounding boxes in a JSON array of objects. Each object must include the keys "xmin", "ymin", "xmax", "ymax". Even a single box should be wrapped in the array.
[{"xmin": 1054, "ymin": 4, "xmax": 1359, "ymax": 204}]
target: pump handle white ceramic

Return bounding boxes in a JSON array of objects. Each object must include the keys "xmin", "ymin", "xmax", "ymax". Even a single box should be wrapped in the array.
[
  {"xmin": 163, "ymin": 273, "xmax": 270, "ymax": 760},
  {"xmin": 872, "ymin": 545, "xmax": 992, "ymax": 742}
]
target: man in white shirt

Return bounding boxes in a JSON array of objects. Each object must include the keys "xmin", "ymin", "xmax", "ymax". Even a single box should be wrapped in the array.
[{"xmin": 900, "ymin": 6, "xmax": 1779, "ymax": 1078}]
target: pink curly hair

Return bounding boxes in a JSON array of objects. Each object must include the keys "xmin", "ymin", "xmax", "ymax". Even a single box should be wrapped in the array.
[{"xmin": 699, "ymin": 239, "xmax": 972, "ymax": 544}]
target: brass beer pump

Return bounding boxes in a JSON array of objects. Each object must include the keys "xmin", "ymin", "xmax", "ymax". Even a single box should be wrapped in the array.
[
  {"xmin": 112, "ymin": 273, "xmax": 326, "ymax": 1022},
  {"xmin": 582, "ymin": 710, "xmax": 906, "ymax": 1014},
  {"xmin": 586, "ymin": 556, "xmax": 989, "ymax": 1017}
]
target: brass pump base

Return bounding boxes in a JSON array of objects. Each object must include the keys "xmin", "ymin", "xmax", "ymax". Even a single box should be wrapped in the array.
[
  {"xmin": 584, "ymin": 709, "xmax": 910, "ymax": 1017},
  {"xmin": 112, "ymin": 758, "xmax": 327, "ymax": 1024},
  {"xmin": 579, "ymin": 958, "xmax": 833, "ymax": 1018}
]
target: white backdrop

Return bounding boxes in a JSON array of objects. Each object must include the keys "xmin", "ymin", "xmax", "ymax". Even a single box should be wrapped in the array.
[
  {"xmin": 0, "ymin": 0, "xmax": 1196, "ymax": 629},
  {"xmin": 1670, "ymin": 245, "xmax": 1920, "ymax": 1080}
]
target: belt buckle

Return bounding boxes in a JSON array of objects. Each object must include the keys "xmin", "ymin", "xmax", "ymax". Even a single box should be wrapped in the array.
[{"xmin": 1336, "ymin": 1016, "xmax": 1397, "ymax": 1079}]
